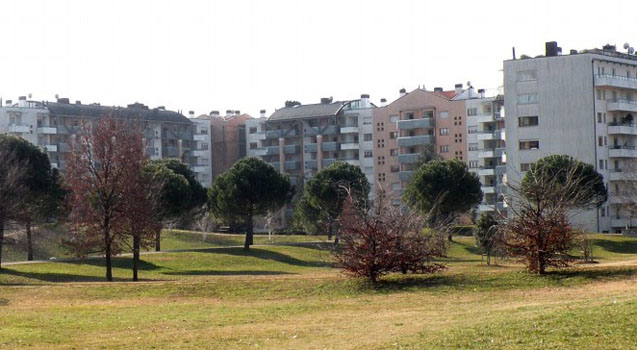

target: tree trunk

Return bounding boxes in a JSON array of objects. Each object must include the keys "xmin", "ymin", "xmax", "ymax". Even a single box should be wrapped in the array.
[
  {"xmin": 155, "ymin": 230, "xmax": 161, "ymax": 252},
  {"xmin": 105, "ymin": 231, "xmax": 113, "ymax": 282},
  {"xmin": 327, "ymin": 223, "xmax": 333, "ymax": 240},
  {"xmin": 133, "ymin": 235, "xmax": 140, "ymax": 282},
  {"xmin": 244, "ymin": 214, "xmax": 253, "ymax": 251},
  {"xmin": 26, "ymin": 220, "xmax": 33, "ymax": 261},
  {"xmin": 0, "ymin": 211, "xmax": 4, "ymax": 271},
  {"xmin": 486, "ymin": 252, "xmax": 491, "ymax": 266}
]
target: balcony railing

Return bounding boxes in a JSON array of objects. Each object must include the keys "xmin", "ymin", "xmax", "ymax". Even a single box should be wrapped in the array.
[
  {"xmin": 397, "ymin": 153, "xmax": 420, "ymax": 164},
  {"xmin": 322, "ymin": 142, "xmax": 339, "ymax": 151},
  {"xmin": 396, "ymin": 118, "xmax": 434, "ymax": 130},
  {"xmin": 595, "ymin": 74, "xmax": 637, "ymax": 90},
  {"xmin": 397, "ymin": 135, "xmax": 433, "ymax": 147}
]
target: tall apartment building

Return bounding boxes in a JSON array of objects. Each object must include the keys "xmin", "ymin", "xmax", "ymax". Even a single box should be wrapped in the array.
[
  {"xmin": 245, "ymin": 95, "xmax": 376, "ymax": 225},
  {"xmin": 504, "ymin": 41, "xmax": 637, "ymax": 233},
  {"xmin": 466, "ymin": 94, "xmax": 507, "ymax": 214},
  {"xmin": 0, "ymin": 97, "xmax": 196, "ymax": 172},
  {"xmin": 372, "ymin": 86, "xmax": 475, "ymax": 204},
  {"xmin": 189, "ymin": 114, "xmax": 213, "ymax": 187}
]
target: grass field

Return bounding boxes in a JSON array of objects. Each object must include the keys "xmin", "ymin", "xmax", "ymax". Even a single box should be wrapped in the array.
[{"xmin": 1, "ymin": 233, "xmax": 637, "ymax": 349}]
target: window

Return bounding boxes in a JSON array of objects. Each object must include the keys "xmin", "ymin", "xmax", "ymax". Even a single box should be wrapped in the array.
[
  {"xmin": 482, "ymin": 104, "xmax": 492, "ymax": 114},
  {"xmin": 517, "ymin": 93, "xmax": 538, "ymax": 105},
  {"xmin": 469, "ymin": 143, "xmax": 478, "ymax": 151},
  {"xmin": 364, "ymin": 133, "xmax": 372, "ymax": 141},
  {"xmin": 249, "ymin": 127, "xmax": 257, "ymax": 134},
  {"xmin": 378, "ymin": 173, "xmax": 386, "ymax": 182},
  {"xmin": 439, "ymin": 111, "xmax": 449, "ymax": 119},
  {"xmin": 467, "ymin": 108, "xmax": 478, "ymax": 116},
  {"xmin": 439, "ymin": 128, "xmax": 450, "ymax": 135},
  {"xmin": 468, "ymin": 161, "xmax": 478, "ymax": 168},
  {"xmin": 390, "ymin": 165, "xmax": 400, "ymax": 173},
  {"xmin": 596, "ymin": 89, "xmax": 602, "ymax": 100},
  {"xmin": 440, "ymin": 145, "xmax": 449, "ymax": 153},
  {"xmin": 598, "ymin": 137, "xmax": 604, "ymax": 147},
  {"xmin": 389, "ymin": 115, "xmax": 398, "ymax": 123},
  {"xmin": 363, "ymin": 117, "xmax": 372, "ymax": 125},
  {"xmin": 364, "ymin": 150, "xmax": 373, "ymax": 158},
  {"xmin": 377, "ymin": 139, "xmax": 385, "ymax": 148},
  {"xmin": 201, "ymin": 142, "xmax": 209, "ymax": 150},
  {"xmin": 601, "ymin": 207, "xmax": 606, "ymax": 217},
  {"xmin": 377, "ymin": 156, "xmax": 385, "ymax": 165},
  {"xmin": 389, "ymin": 132, "xmax": 398, "ymax": 139},
  {"xmin": 520, "ymin": 163, "xmax": 531, "ymax": 172},
  {"xmin": 599, "ymin": 159, "xmax": 605, "ymax": 169},
  {"xmin": 249, "ymin": 142, "xmax": 258, "ymax": 150},
  {"xmin": 518, "ymin": 116, "xmax": 538, "ymax": 127},
  {"xmin": 597, "ymin": 112, "xmax": 602, "ymax": 123},
  {"xmin": 517, "ymin": 70, "xmax": 537, "ymax": 81},
  {"xmin": 468, "ymin": 126, "xmax": 478, "ymax": 134},
  {"xmin": 519, "ymin": 140, "xmax": 539, "ymax": 150},
  {"xmin": 390, "ymin": 149, "xmax": 398, "ymax": 156},
  {"xmin": 391, "ymin": 183, "xmax": 401, "ymax": 191}
]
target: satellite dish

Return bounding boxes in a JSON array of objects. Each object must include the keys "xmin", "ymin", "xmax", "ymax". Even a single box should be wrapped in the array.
[
  {"xmin": 630, "ymin": 47, "xmax": 635, "ymax": 55},
  {"xmin": 624, "ymin": 43, "xmax": 630, "ymax": 49},
  {"xmin": 28, "ymin": 93, "xmax": 32, "ymax": 99},
  {"xmin": 55, "ymin": 94, "xmax": 59, "ymax": 99}
]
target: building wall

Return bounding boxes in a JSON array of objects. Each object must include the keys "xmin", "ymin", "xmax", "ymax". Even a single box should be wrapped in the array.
[
  {"xmin": 190, "ymin": 117, "xmax": 213, "ymax": 187},
  {"xmin": 210, "ymin": 113, "xmax": 253, "ymax": 179}
]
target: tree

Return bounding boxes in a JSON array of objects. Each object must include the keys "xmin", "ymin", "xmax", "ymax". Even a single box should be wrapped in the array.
[
  {"xmin": 334, "ymin": 193, "xmax": 445, "ymax": 283},
  {"xmin": 143, "ymin": 159, "xmax": 206, "ymax": 251},
  {"xmin": 521, "ymin": 155, "xmax": 607, "ymax": 208},
  {"xmin": 501, "ymin": 160, "xmax": 604, "ymax": 274},
  {"xmin": 293, "ymin": 161, "xmax": 370, "ymax": 242},
  {"xmin": 403, "ymin": 159, "xmax": 482, "ymax": 241},
  {"xmin": 208, "ymin": 157, "xmax": 293, "ymax": 250},
  {"xmin": 0, "ymin": 138, "xmax": 27, "ymax": 270},
  {"xmin": 474, "ymin": 212, "xmax": 500, "ymax": 265},
  {"xmin": 0, "ymin": 136, "xmax": 65, "ymax": 261},
  {"xmin": 65, "ymin": 117, "xmax": 147, "ymax": 281},
  {"xmin": 120, "ymin": 167, "xmax": 163, "ymax": 281}
]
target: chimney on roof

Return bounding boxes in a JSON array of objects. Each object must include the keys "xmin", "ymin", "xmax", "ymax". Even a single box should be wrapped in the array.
[
  {"xmin": 189, "ymin": 110, "xmax": 195, "ymax": 117},
  {"xmin": 320, "ymin": 97, "xmax": 332, "ymax": 104},
  {"xmin": 399, "ymin": 88, "xmax": 407, "ymax": 97},
  {"xmin": 360, "ymin": 94, "xmax": 370, "ymax": 108},
  {"xmin": 285, "ymin": 100, "xmax": 301, "ymax": 108},
  {"xmin": 260, "ymin": 109, "xmax": 266, "ymax": 118},
  {"xmin": 75, "ymin": 100, "xmax": 81, "ymax": 105},
  {"xmin": 545, "ymin": 41, "xmax": 559, "ymax": 57},
  {"xmin": 603, "ymin": 44, "xmax": 617, "ymax": 52},
  {"xmin": 455, "ymin": 83, "xmax": 463, "ymax": 95},
  {"xmin": 235, "ymin": 110, "xmax": 240, "ymax": 115},
  {"xmin": 225, "ymin": 109, "xmax": 233, "ymax": 116},
  {"xmin": 5, "ymin": 100, "xmax": 12, "ymax": 106},
  {"xmin": 157, "ymin": 106, "xmax": 165, "ymax": 111},
  {"xmin": 210, "ymin": 110, "xmax": 220, "ymax": 117},
  {"xmin": 57, "ymin": 97, "xmax": 70, "ymax": 104},
  {"xmin": 478, "ymin": 89, "xmax": 485, "ymax": 98},
  {"xmin": 434, "ymin": 87, "xmax": 443, "ymax": 93},
  {"xmin": 380, "ymin": 98, "xmax": 387, "ymax": 107},
  {"xmin": 18, "ymin": 96, "xmax": 26, "ymax": 101}
]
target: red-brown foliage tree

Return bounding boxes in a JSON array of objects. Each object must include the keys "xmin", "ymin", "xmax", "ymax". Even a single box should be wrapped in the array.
[
  {"xmin": 65, "ymin": 117, "xmax": 147, "ymax": 281},
  {"xmin": 333, "ymin": 193, "xmax": 445, "ymax": 283}
]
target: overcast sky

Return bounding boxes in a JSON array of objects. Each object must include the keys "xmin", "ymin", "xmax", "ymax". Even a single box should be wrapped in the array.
[{"xmin": 1, "ymin": 0, "xmax": 636, "ymax": 117}]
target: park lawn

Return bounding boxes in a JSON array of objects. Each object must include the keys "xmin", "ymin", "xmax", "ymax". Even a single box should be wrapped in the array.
[{"xmin": 1, "ymin": 235, "xmax": 637, "ymax": 349}]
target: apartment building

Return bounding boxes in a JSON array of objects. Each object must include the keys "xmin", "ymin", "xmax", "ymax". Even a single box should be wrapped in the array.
[
  {"xmin": 189, "ymin": 115, "xmax": 213, "ymax": 187},
  {"xmin": 0, "ymin": 97, "xmax": 196, "ymax": 172},
  {"xmin": 466, "ymin": 94, "xmax": 507, "ymax": 214},
  {"xmin": 504, "ymin": 41, "xmax": 637, "ymax": 233},
  {"xmin": 372, "ymin": 86, "xmax": 473, "ymax": 204},
  {"xmin": 245, "ymin": 95, "xmax": 376, "ymax": 226}
]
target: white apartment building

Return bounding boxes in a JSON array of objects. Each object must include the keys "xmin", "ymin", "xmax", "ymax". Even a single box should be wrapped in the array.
[
  {"xmin": 189, "ymin": 115, "xmax": 213, "ymax": 187},
  {"xmin": 504, "ymin": 41, "xmax": 637, "ymax": 233},
  {"xmin": 466, "ymin": 94, "xmax": 506, "ymax": 215}
]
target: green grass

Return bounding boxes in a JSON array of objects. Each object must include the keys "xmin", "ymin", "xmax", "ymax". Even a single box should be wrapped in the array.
[{"xmin": 1, "ymin": 234, "xmax": 637, "ymax": 349}]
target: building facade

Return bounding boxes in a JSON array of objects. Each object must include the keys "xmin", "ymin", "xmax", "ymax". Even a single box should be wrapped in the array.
[
  {"xmin": 0, "ymin": 97, "xmax": 196, "ymax": 172},
  {"xmin": 504, "ymin": 41, "xmax": 637, "ymax": 233}
]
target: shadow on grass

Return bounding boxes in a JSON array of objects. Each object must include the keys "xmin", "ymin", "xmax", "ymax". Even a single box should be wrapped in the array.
[
  {"xmin": 0, "ymin": 268, "xmax": 129, "ymax": 284},
  {"xmin": 0, "ymin": 298, "xmax": 8, "ymax": 306},
  {"xmin": 594, "ymin": 239, "xmax": 637, "ymax": 255},
  {"xmin": 187, "ymin": 247, "xmax": 334, "ymax": 268},
  {"xmin": 163, "ymin": 270, "xmax": 293, "ymax": 276},
  {"xmin": 66, "ymin": 257, "xmax": 163, "ymax": 271},
  {"xmin": 350, "ymin": 266, "xmax": 637, "ymax": 294}
]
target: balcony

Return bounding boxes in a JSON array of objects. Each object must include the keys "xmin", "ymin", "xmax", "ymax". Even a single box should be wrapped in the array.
[
  {"xmin": 193, "ymin": 165, "xmax": 209, "ymax": 173},
  {"xmin": 399, "ymin": 171, "xmax": 414, "ymax": 181},
  {"xmin": 304, "ymin": 160, "xmax": 318, "ymax": 169},
  {"xmin": 50, "ymin": 163, "xmax": 58, "ymax": 169},
  {"xmin": 610, "ymin": 193, "xmax": 632, "ymax": 204},
  {"xmin": 397, "ymin": 153, "xmax": 420, "ymax": 164},
  {"xmin": 194, "ymin": 134, "xmax": 208, "ymax": 141},
  {"xmin": 397, "ymin": 135, "xmax": 433, "ymax": 147},
  {"xmin": 193, "ymin": 149, "xmax": 208, "ymax": 157},
  {"xmin": 322, "ymin": 158, "xmax": 338, "ymax": 167},
  {"xmin": 478, "ymin": 147, "xmax": 505, "ymax": 159},
  {"xmin": 495, "ymin": 165, "xmax": 507, "ymax": 175},
  {"xmin": 340, "ymin": 126, "xmax": 359, "ymax": 134},
  {"xmin": 477, "ymin": 130, "xmax": 505, "ymax": 141},
  {"xmin": 322, "ymin": 142, "xmax": 339, "ymax": 151},
  {"xmin": 478, "ymin": 167, "xmax": 495, "ymax": 176},
  {"xmin": 396, "ymin": 118, "xmax": 434, "ymax": 130},
  {"xmin": 595, "ymin": 74, "xmax": 637, "ymax": 90},
  {"xmin": 482, "ymin": 186, "xmax": 495, "ymax": 194},
  {"xmin": 43, "ymin": 144, "xmax": 57, "ymax": 152},
  {"xmin": 265, "ymin": 146, "xmax": 280, "ymax": 155},
  {"xmin": 345, "ymin": 159, "xmax": 360, "ymax": 167},
  {"xmin": 608, "ymin": 122, "xmax": 637, "ymax": 136},
  {"xmin": 267, "ymin": 129, "xmax": 298, "ymax": 139},
  {"xmin": 283, "ymin": 145, "xmax": 298, "ymax": 154},
  {"xmin": 284, "ymin": 161, "xmax": 298, "ymax": 171},
  {"xmin": 304, "ymin": 143, "xmax": 317, "ymax": 153},
  {"xmin": 609, "ymin": 169, "xmax": 632, "ymax": 181},
  {"xmin": 305, "ymin": 125, "xmax": 338, "ymax": 136},
  {"xmin": 268, "ymin": 161, "xmax": 281, "ymax": 170},
  {"xmin": 609, "ymin": 145, "xmax": 637, "ymax": 158},
  {"xmin": 8, "ymin": 124, "xmax": 30, "ymax": 133},
  {"xmin": 341, "ymin": 142, "xmax": 359, "ymax": 150},
  {"xmin": 37, "ymin": 126, "xmax": 57, "ymax": 134},
  {"xmin": 478, "ymin": 204, "xmax": 496, "ymax": 212},
  {"xmin": 606, "ymin": 99, "xmax": 637, "ymax": 113},
  {"xmin": 474, "ymin": 115, "xmax": 495, "ymax": 123},
  {"xmin": 250, "ymin": 132, "xmax": 266, "ymax": 141}
]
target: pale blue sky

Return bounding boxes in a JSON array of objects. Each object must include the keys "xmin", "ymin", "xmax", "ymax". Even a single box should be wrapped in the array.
[{"xmin": 1, "ymin": 0, "xmax": 636, "ymax": 117}]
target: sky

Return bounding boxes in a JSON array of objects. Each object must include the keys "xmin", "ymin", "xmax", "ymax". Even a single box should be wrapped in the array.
[{"xmin": 1, "ymin": 0, "xmax": 637, "ymax": 117}]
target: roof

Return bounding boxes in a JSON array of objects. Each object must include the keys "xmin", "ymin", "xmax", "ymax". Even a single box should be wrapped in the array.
[
  {"xmin": 269, "ymin": 102, "xmax": 347, "ymax": 121},
  {"xmin": 431, "ymin": 90, "xmax": 457, "ymax": 99},
  {"xmin": 46, "ymin": 102, "xmax": 192, "ymax": 124}
]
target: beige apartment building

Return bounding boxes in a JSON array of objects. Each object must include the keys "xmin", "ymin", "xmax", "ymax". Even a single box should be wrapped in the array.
[{"xmin": 372, "ymin": 86, "xmax": 473, "ymax": 203}]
